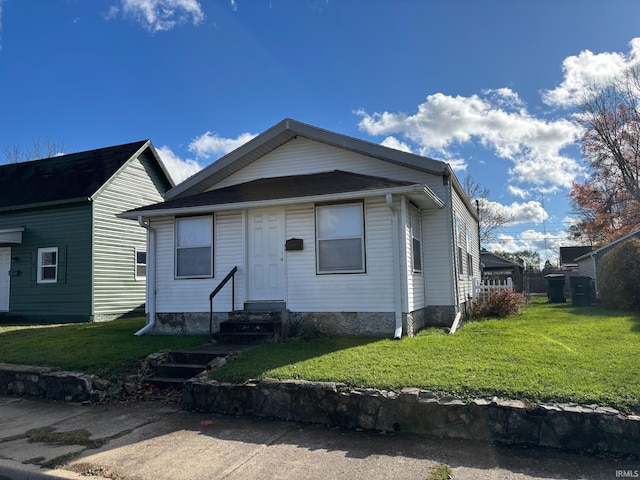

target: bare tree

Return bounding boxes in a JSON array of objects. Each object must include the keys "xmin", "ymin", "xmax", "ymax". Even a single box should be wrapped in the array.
[
  {"xmin": 2, "ymin": 137, "xmax": 66, "ymax": 164},
  {"xmin": 462, "ymin": 174, "xmax": 512, "ymax": 247}
]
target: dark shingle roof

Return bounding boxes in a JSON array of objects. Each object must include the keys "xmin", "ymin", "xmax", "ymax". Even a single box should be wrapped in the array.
[
  {"xmin": 127, "ymin": 170, "xmax": 418, "ymax": 215},
  {"xmin": 559, "ymin": 246, "xmax": 593, "ymax": 265},
  {"xmin": 480, "ymin": 250, "xmax": 523, "ymax": 269},
  {"xmin": 0, "ymin": 140, "xmax": 148, "ymax": 210}
]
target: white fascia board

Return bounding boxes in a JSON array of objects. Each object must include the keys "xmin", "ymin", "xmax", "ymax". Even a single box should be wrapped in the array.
[{"xmin": 119, "ymin": 184, "xmax": 444, "ymax": 220}]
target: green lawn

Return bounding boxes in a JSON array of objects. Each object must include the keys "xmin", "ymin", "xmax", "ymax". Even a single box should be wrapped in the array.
[
  {"xmin": 210, "ymin": 298, "xmax": 640, "ymax": 413},
  {"xmin": 1, "ymin": 300, "xmax": 638, "ymax": 412},
  {"xmin": 0, "ymin": 318, "xmax": 207, "ymax": 379}
]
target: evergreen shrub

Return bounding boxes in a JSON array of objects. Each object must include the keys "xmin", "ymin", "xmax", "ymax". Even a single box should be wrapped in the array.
[{"xmin": 597, "ymin": 238, "xmax": 640, "ymax": 310}]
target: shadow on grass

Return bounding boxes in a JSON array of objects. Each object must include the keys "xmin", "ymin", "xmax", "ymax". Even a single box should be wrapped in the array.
[
  {"xmin": 562, "ymin": 302, "xmax": 640, "ymax": 333},
  {"xmin": 0, "ymin": 320, "xmax": 208, "ymax": 378},
  {"xmin": 210, "ymin": 336, "xmax": 382, "ymax": 383}
]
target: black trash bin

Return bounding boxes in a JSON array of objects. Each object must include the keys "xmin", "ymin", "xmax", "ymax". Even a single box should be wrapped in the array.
[
  {"xmin": 570, "ymin": 276, "xmax": 592, "ymax": 306},
  {"xmin": 545, "ymin": 274, "xmax": 566, "ymax": 303}
]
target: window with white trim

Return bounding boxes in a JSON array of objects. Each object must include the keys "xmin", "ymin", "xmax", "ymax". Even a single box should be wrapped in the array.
[
  {"xmin": 466, "ymin": 228, "xmax": 474, "ymax": 276},
  {"xmin": 456, "ymin": 217, "xmax": 464, "ymax": 276},
  {"xmin": 135, "ymin": 249, "xmax": 146, "ymax": 280},
  {"xmin": 37, "ymin": 247, "xmax": 58, "ymax": 283},
  {"xmin": 175, "ymin": 216, "xmax": 213, "ymax": 278},
  {"xmin": 410, "ymin": 203, "xmax": 422, "ymax": 273},
  {"xmin": 316, "ymin": 202, "xmax": 365, "ymax": 273}
]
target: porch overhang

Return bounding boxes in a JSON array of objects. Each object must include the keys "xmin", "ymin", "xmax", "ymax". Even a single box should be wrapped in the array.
[
  {"xmin": 119, "ymin": 184, "xmax": 444, "ymax": 219},
  {"xmin": 0, "ymin": 227, "xmax": 24, "ymax": 244}
]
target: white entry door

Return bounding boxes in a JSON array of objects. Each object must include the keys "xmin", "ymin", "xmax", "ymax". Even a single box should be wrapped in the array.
[
  {"xmin": 248, "ymin": 207, "xmax": 285, "ymax": 301},
  {"xmin": 0, "ymin": 248, "xmax": 10, "ymax": 312}
]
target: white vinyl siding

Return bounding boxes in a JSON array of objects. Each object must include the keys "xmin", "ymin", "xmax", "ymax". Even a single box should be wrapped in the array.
[
  {"xmin": 406, "ymin": 200, "xmax": 425, "ymax": 312},
  {"xmin": 285, "ymin": 197, "xmax": 395, "ymax": 313},
  {"xmin": 92, "ymin": 153, "xmax": 167, "ymax": 316},
  {"xmin": 211, "ymin": 137, "xmax": 448, "ymax": 200},
  {"xmin": 154, "ymin": 212, "xmax": 245, "ymax": 312},
  {"xmin": 451, "ymin": 188, "xmax": 480, "ymax": 304},
  {"xmin": 423, "ymin": 207, "xmax": 455, "ymax": 306}
]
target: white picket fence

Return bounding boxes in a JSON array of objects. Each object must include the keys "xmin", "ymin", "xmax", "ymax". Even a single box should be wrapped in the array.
[{"xmin": 474, "ymin": 277, "xmax": 514, "ymax": 299}]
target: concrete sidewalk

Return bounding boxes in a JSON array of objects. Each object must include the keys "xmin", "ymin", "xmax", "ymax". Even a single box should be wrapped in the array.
[{"xmin": 0, "ymin": 396, "xmax": 634, "ymax": 480}]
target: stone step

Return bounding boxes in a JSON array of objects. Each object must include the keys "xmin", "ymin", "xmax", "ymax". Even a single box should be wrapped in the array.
[
  {"xmin": 212, "ymin": 331, "xmax": 278, "ymax": 344},
  {"xmin": 156, "ymin": 363, "xmax": 207, "ymax": 379},
  {"xmin": 144, "ymin": 376, "xmax": 187, "ymax": 390}
]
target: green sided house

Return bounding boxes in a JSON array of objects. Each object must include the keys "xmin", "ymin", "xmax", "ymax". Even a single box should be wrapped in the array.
[
  {"xmin": 120, "ymin": 119, "xmax": 481, "ymax": 338},
  {"xmin": 0, "ymin": 140, "xmax": 174, "ymax": 323}
]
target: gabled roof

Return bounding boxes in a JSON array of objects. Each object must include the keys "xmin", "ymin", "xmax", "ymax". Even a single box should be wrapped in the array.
[
  {"xmin": 480, "ymin": 250, "xmax": 524, "ymax": 269},
  {"xmin": 120, "ymin": 170, "xmax": 444, "ymax": 219},
  {"xmin": 0, "ymin": 140, "xmax": 173, "ymax": 212},
  {"xmin": 167, "ymin": 118, "xmax": 455, "ymax": 200},
  {"xmin": 575, "ymin": 228, "xmax": 640, "ymax": 261}
]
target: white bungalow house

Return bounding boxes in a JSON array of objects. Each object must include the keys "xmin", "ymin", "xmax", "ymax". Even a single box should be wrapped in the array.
[{"xmin": 120, "ymin": 119, "xmax": 480, "ymax": 338}]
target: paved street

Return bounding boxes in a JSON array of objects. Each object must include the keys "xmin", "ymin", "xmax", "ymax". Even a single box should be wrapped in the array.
[{"xmin": 0, "ymin": 396, "xmax": 635, "ymax": 480}]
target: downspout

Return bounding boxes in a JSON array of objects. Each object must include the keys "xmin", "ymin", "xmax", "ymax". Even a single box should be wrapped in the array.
[
  {"xmin": 135, "ymin": 216, "xmax": 156, "ymax": 336},
  {"xmin": 386, "ymin": 194, "xmax": 403, "ymax": 339},
  {"xmin": 446, "ymin": 174, "xmax": 461, "ymax": 316}
]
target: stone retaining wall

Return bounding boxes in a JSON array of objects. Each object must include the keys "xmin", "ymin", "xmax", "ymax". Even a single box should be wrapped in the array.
[
  {"xmin": 0, "ymin": 363, "xmax": 108, "ymax": 403},
  {"xmin": 183, "ymin": 378, "xmax": 640, "ymax": 457}
]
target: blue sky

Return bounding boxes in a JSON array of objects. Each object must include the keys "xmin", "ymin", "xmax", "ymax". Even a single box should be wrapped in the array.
[{"xmin": 2, "ymin": 0, "xmax": 640, "ymax": 265}]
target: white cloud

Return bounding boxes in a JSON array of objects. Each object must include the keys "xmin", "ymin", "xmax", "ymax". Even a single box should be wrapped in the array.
[
  {"xmin": 156, "ymin": 145, "xmax": 202, "ymax": 183},
  {"xmin": 487, "ymin": 229, "xmax": 566, "ymax": 265},
  {"xmin": 189, "ymin": 131, "xmax": 257, "ymax": 159},
  {"xmin": 484, "ymin": 199, "xmax": 547, "ymax": 224},
  {"xmin": 110, "ymin": 0, "xmax": 205, "ymax": 32},
  {"xmin": 543, "ymin": 38, "xmax": 640, "ymax": 108},
  {"xmin": 380, "ymin": 136, "xmax": 413, "ymax": 153},
  {"xmin": 356, "ymin": 89, "xmax": 583, "ymax": 189},
  {"xmin": 508, "ymin": 185, "xmax": 529, "ymax": 199}
]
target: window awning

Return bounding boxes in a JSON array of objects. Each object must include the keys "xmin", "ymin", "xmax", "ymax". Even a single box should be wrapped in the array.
[{"xmin": 0, "ymin": 227, "xmax": 24, "ymax": 244}]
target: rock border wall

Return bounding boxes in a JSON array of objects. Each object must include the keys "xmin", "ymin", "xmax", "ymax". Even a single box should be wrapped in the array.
[
  {"xmin": 183, "ymin": 377, "xmax": 640, "ymax": 457},
  {"xmin": 0, "ymin": 363, "xmax": 108, "ymax": 402}
]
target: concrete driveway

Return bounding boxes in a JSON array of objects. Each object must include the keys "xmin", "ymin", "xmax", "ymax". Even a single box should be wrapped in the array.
[{"xmin": 0, "ymin": 396, "xmax": 633, "ymax": 480}]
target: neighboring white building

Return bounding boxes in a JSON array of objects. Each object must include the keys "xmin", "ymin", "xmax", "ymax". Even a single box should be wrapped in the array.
[
  {"xmin": 120, "ymin": 119, "xmax": 480, "ymax": 338},
  {"xmin": 575, "ymin": 228, "xmax": 640, "ymax": 295}
]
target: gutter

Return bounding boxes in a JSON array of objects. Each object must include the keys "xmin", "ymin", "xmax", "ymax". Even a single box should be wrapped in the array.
[
  {"xmin": 135, "ymin": 216, "xmax": 156, "ymax": 336},
  {"xmin": 386, "ymin": 194, "xmax": 404, "ymax": 339}
]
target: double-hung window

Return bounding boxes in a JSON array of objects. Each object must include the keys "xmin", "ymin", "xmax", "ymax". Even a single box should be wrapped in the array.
[
  {"xmin": 175, "ymin": 216, "xmax": 213, "ymax": 278},
  {"xmin": 410, "ymin": 203, "xmax": 422, "ymax": 273},
  {"xmin": 135, "ymin": 249, "xmax": 147, "ymax": 280},
  {"xmin": 456, "ymin": 217, "xmax": 464, "ymax": 276},
  {"xmin": 466, "ymin": 228, "xmax": 474, "ymax": 276},
  {"xmin": 37, "ymin": 247, "xmax": 58, "ymax": 283},
  {"xmin": 316, "ymin": 202, "xmax": 365, "ymax": 273}
]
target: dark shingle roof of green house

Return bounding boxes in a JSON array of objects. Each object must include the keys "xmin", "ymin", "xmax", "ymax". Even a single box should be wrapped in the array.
[{"xmin": 0, "ymin": 140, "xmax": 149, "ymax": 210}]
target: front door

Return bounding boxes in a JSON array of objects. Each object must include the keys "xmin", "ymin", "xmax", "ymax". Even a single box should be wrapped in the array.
[
  {"xmin": 247, "ymin": 207, "xmax": 285, "ymax": 301},
  {"xmin": 0, "ymin": 248, "xmax": 10, "ymax": 312}
]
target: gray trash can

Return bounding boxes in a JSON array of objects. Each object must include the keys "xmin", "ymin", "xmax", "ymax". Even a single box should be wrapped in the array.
[
  {"xmin": 545, "ymin": 274, "xmax": 566, "ymax": 303},
  {"xmin": 570, "ymin": 276, "xmax": 592, "ymax": 306}
]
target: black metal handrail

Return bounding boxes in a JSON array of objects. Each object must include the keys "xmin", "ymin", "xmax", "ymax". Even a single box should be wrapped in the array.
[{"xmin": 209, "ymin": 266, "xmax": 238, "ymax": 343}]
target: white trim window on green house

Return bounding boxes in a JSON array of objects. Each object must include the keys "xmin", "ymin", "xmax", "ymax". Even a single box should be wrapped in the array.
[
  {"xmin": 120, "ymin": 119, "xmax": 480, "ymax": 338},
  {"xmin": 0, "ymin": 140, "xmax": 174, "ymax": 323}
]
